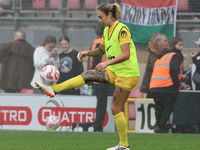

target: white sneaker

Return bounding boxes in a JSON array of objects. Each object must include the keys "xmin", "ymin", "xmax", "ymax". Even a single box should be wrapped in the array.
[
  {"xmin": 107, "ymin": 143, "xmax": 130, "ymax": 150},
  {"xmin": 35, "ymin": 81, "xmax": 55, "ymax": 97}
]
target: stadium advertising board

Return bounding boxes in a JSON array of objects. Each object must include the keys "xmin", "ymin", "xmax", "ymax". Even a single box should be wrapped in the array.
[
  {"xmin": 0, "ymin": 94, "xmax": 115, "ymax": 132},
  {"xmin": 134, "ymin": 99, "xmax": 156, "ymax": 133},
  {"xmin": 125, "ymin": 99, "xmax": 156, "ymax": 133}
]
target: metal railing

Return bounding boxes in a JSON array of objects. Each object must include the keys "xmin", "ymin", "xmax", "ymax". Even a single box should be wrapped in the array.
[{"xmin": 1, "ymin": 0, "xmax": 200, "ymax": 32}]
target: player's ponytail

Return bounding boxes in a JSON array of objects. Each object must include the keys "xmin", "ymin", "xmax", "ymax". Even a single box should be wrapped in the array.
[{"xmin": 112, "ymin": 3, "xmax": 121, "ymax": 19}]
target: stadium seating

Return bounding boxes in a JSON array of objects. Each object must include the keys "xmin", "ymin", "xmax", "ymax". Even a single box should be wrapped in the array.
[
  {"xmin": 50, "ymin": 0, "xmax": 60, "ymax": 9},
  {"xmin": 129, "ymin": 103, "xmax": 136, "ymax": 119},
  {"xmin": 129, "ymin": 88, "xmax": 143, "ymax": 98},
  {"xmin": 68, "ymin": 0, "xmax": 81, "ymax": 10},
  {"xmin": 128, "ymin": 89, "xmax": 143, "ymax": 120},
  {"xmin": 177, "ymin": 0, "xmax": 188, "ymax": 11},
  {"xmin": 84, "ymin": 0, "xmax": 98, "ymax": 10},
  {"xmin": 20, "ymin": 89, "xmax": 34, "ymax": 94},
  {"xmin": 32, "ymin": 0, "xmax": 45, "ymax": 9}
]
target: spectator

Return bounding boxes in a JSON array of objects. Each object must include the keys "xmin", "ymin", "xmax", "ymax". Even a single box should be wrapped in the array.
[
  {"xmin": 57, "ymin": 35, "xmax": 84, "ymax": 95},
  {"xmin": 149, "ymin": 40, "xmax": 183, "ymax": 133},
  {"xmin": 30, "ymin": 35, "xmax": 59, "ymax": 94},
  {"xmin": 189, "ymin": 38, "xmax": 200, "ymax": 90},
  {"xmin": 89, "ymin": 23, "xmax": 108, "ymax": 132},
  {"xmin": 35, "ymin": 3, "xmax": 140, "ymax": 150},
  {"xmin": 0, "ymin": 30, "xmax": 35, "ymax": 93},
  {"xmin": 168, "ymin": 37, "xmax": 190, "ymax": 90},
  {"xmin": 140, "ymin": 33, "xmax": 168, "ymax": 98},
  {"xmin": 0, "ymin": 0, "xmax": 13, "ymax": 17}
]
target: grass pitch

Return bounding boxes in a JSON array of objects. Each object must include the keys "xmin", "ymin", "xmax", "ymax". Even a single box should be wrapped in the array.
[{"xmin": 0, "ymin": 130, "xmax": 200, "ymax": 150}]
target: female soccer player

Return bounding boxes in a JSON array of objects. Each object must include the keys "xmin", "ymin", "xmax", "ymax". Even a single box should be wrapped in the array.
[{"xmin": 35, "ymin": 3, "xmax": 140, "ymax": 150}]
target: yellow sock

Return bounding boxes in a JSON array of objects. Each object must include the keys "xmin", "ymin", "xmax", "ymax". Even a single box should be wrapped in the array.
[
  {"xmin": 114, "ymin": 111, "xmax": 128, "ymax": 147},
  {"xmin": 52, "ymin": 75, "xmax": 85, "ymax": 93}
]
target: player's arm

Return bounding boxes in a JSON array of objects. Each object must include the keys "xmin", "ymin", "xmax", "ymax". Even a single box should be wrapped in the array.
[
  {"xmin": 92, "ymin": 43, "xmax": 102, "ymax": 69},
  {"xmin": 88, "ymin": 43, "xmax": 105, "ymax": 57},
  {"xmin": 77, "ymin": 43, "xmax": 105, "ymax": 61}
]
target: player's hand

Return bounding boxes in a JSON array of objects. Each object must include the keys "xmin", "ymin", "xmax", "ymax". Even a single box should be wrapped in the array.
[
  {"xmin": 77, "ymin": 51, "xmax": 89, "ymax": 62},
  {"xmin": 95, "ymin": 62, "xmax": 108, "ymax": 72}
]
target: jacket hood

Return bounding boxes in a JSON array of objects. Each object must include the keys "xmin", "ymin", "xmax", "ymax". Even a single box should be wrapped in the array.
[
  {"xmin": 157, "ymin": 49, "xmax": 171, "ymax": 59},
  {"xmin": 158, "ymin": 48, "xmax": 183, "ymax": 62}
]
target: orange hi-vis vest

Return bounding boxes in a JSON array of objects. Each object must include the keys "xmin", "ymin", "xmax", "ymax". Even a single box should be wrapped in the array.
[
  {"xmin": 149, "ymin": 52, "xmax": 182, "ymax": 90},
  {"xmin": 89, "ymin": 38, "xmax": 107, "ymax": 69}
]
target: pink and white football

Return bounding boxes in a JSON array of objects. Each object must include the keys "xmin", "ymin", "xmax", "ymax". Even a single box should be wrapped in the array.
[
  {"xmin": 40, "ymin": 65, "xmax": 60, "ymax": 86},
  {"xmin": 46, "ymin": 115, "xmax": 61, "ymax": 131}
]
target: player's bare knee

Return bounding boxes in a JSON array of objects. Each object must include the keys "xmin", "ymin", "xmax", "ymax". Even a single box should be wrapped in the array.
[{"xmin": 111, "ymin": 106, "xmax": 121, "ymax": 115}]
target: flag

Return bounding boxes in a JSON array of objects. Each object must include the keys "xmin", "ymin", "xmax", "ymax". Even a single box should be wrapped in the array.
[{"xmin": 120, "ymin": 0, "xmax": 177, "ymax": 43}]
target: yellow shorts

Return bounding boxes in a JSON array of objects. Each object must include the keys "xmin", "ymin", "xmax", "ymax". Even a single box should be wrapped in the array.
[{"xmin": 106, "ymin": 67, "xmax": 139, "ymax": 91}]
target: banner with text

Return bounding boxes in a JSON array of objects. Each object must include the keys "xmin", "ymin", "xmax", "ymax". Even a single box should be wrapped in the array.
[
  {"xmin": 120, "ymin": 0, "xmax": 177, "ymax": 43},
  {"xmin": 0, "ymin": 94, "xmax": 115, "ymax": 132}
]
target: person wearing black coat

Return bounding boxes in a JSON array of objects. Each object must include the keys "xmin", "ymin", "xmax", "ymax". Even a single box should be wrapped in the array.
[
  {"xmin": 190, "ymin": 50, "xmax": 200, "ymax": 90},
  {"xmin": 184, "ymin": 39, "xmax": 200, "ymax": 91},
  {"xmin": 149, "ymin": 48, "xmax": 183, "ymax": 133}
]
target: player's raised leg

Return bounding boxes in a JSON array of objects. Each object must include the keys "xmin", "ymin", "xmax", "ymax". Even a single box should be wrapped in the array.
[{"xmin": 35, "ymin": 69, "xmax": 110, "ymax": 97}]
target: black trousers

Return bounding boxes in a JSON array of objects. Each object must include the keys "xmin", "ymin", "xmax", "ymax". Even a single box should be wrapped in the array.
[
  {"xmin": 151, "ymin": 92, "xmax": 178, "ymax": 129},
  {"xmin": 92, "ymin": 83, "xmax": 108, "ymax": 131}
]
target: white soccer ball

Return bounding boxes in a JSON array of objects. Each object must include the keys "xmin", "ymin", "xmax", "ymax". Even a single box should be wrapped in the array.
[
  {"xmin": 40, "ymin": 65, "xmax": 60, "ymax": 86},
  {"xmin": 46, "ymin": 115, "xmax": 61, "ymax": 131}
]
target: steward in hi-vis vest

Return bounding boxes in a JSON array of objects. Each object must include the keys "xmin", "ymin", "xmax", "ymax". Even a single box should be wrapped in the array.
[
  {"xmin": 149, "ymin": 49, "xmax": 182, "ymax": 93},
  {"xmin": 149, "ymin": 48, "xmax": 183, "ymax": 133},
  {"xmin": 150, "ymin": 52, "xmax": 182, "ymax": 92}
]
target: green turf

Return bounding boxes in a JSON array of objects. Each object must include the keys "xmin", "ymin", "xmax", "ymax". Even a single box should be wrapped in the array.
[{"xmin": 0, "ymin": 130, "xmax": 200, "ymax": 150}]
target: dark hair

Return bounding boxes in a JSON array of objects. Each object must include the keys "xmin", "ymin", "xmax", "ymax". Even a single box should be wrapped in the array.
[
  {"xmin": 95, "ymin": 23, "xmax": 105, "ymax": 37},
  {"xmin": 169, "ymin": 37, "xmax": 184, "ymax": 63},
  {"xmin": 168, "ymin": 37, "xmax": 182, "ymax": 50},
  {"xmin": 97, "ymin": 3, "xmax": 121, "ymax": 19},
  {"xmin": 59, "ymin": 35, "xmax": 70, "ymax": 44},
  {"xmin": 42, "ymin": 35, "xmax": 57, "ymax": 46}
]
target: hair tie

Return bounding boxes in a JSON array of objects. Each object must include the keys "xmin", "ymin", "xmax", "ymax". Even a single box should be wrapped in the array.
[{"xmin": 156, "ymin": 33, "xmax": 160, "ymax": 36}]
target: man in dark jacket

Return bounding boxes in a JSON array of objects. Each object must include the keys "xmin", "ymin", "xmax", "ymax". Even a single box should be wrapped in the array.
[
  {"xmin": 0, "ymin": 30, "xmax": 35, "ymax": 93},
  {"xmin": 149, "ymin": 48, "xmax": 182, "ymax": 133}
]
